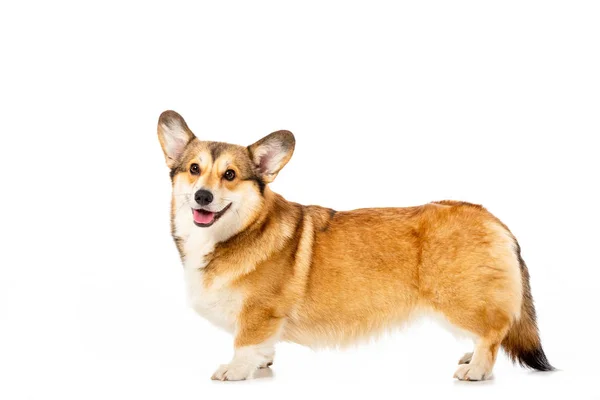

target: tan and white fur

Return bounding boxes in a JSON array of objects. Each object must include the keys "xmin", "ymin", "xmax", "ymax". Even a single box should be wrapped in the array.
[{"xmin": 157, "ymin": 110, "xmax": 553, "ymax": 381}]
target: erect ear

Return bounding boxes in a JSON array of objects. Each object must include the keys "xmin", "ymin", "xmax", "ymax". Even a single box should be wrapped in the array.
[
  {"xmin": 248, "ymin": 130, "xmax": 295, "ymax": 183},
  {"xmin": 157, "ymin": 110, "xmax": 196, "ymax": 168}
]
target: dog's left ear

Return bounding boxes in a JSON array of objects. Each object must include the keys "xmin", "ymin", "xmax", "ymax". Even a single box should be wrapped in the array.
[{"xmin": 248, "ymin": 130, "xmax": 295, "ymax": 183}]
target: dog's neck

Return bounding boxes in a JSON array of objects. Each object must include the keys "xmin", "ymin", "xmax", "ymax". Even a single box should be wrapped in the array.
[{"xmin": 199, "ymin": 189, "xmax": 303, "ymax": 282}]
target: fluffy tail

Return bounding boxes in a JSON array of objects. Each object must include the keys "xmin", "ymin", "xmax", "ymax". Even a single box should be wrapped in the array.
[{"xmin": 501, "ymin": 241, "xmax": 554, "ymax": 371}]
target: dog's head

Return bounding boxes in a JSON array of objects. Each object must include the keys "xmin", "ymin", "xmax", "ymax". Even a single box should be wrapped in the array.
[{"xmin": 157, "ymin": 110, "xmax": 295, "ymax": 239}]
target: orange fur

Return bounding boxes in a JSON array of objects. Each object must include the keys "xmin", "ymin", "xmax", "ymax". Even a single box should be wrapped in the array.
[
  {"xmin": 205, "ymin": 194, "xmax": 522, "ymax": 350},
  {"xmin": 157, "ymin": 110, "xmax": 552, "ymax": 381}
]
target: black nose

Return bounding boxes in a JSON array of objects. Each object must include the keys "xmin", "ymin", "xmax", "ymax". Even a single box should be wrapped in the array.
[{"xmin": 194, "ymin": 189, "xmax": 213, "ymax": 206}]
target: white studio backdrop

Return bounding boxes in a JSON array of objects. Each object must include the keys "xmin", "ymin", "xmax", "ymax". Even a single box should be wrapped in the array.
[{"xmin": 0, "ymin": 1, "xmax": 598, "ymax": 399}]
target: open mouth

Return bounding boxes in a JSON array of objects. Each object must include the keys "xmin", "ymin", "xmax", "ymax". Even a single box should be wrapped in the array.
[{"xmin": 192, "ymin": 203, "xmax": 232, "ymax": 227}]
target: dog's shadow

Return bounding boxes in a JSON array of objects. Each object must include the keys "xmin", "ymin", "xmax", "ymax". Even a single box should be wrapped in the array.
[{"xmin": 253, "ymin": 367, "xmax": 275, "ymax": 380}]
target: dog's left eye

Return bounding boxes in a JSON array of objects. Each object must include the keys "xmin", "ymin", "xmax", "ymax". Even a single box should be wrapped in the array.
[{"xmin": 223, "ymin": 169, "xmax": 236, "ymax": 181}]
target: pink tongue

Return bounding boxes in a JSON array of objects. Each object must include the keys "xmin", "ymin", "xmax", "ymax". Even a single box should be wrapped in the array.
[{"xmin": 193, "ymin": 209, "xmax": 216, "ymax": 225}]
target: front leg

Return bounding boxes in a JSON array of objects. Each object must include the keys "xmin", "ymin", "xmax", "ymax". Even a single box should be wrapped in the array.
[
  {"xmin": 211, "ymin": 305, "xmax": 282, "ymax": 381},
  {"xmin": 258, "ymin": 347, "xmax": 275, "ymax": 368}
]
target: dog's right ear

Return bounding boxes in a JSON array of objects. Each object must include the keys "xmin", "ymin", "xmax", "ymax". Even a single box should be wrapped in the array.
[{"xmin": 157, "ymin": 110, "xmax": 195, "ymax": 168}]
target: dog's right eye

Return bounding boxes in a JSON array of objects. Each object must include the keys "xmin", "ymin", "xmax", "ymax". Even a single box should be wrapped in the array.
[{"xmin": 190, "ymin": 163, "xmax": 200, "ymax": 175}]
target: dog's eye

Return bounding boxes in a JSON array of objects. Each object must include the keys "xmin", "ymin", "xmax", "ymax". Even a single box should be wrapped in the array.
[
  {"xmin": 223, "ymin": 169, "xmax": 236, "ymax": 181},
  {"xmin": 190, "ymin": 163, "xmax": 200, "ymax": 175}
]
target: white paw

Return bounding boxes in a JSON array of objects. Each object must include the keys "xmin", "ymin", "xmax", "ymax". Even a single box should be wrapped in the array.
[
  {"xmin": 259, "ymin": 352, "xmax": 274, "ymax": 368},
  {"xmin": 453, "ymin": 363, "xmax": 492, "ymax": 381},
  {"xmin": 211, "ymin": 362, "xmax": 257, "ymax": 381},
  {"xmin": 458, "ymin": 352, "xmax": 473, "ymax": 365}
]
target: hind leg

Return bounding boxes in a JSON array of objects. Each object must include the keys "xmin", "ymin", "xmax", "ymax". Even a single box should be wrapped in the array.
[
  {"xmin": 436, "ymin": 300, "xmax": 513, "ymax": 380},
  {"xmin": 450, "ymin": 316, "xmax": 513, "ymax": 380},
  {"xmin": 453, "ymin": 328, "xmax": 507, "ymax": 381}
]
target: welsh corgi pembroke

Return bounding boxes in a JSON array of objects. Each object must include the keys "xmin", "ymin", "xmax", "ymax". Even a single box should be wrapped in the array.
[{"xmin": 157, "ymin": 110, "xmax": 553, "ymax": 381}]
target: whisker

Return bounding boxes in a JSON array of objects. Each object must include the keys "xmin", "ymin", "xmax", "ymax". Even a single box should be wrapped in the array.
[{"xmin": 174, "ymin": 201, "xmax": 189, "ymax": 215}]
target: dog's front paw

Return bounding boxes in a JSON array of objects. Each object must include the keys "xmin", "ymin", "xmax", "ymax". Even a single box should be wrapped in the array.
[
  {"xmin": 211, "ymin": 362, "xmax": 257, "ymax": 381},
  {"xmin": 458, "ymin": 352, "xmax": 473, "ymax": 365}
]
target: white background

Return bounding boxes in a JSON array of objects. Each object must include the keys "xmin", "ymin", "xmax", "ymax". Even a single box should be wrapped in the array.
[{"xmin": 1, "ymin": 1, "xmax": 599, "ymax": 399}]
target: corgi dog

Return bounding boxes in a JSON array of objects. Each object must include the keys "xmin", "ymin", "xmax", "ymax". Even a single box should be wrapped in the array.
[{"xmin": 157, "ymin": 110, "xmax": 553, "ymax": 382}]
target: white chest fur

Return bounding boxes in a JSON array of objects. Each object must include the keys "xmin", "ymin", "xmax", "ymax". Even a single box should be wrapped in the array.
[
  {"xmin": 173, "ymin": 186, "xmax": 245, "ymax": 334},
  {"xmin": 181, "ymin": 229, "xmax": 243, "ymax": 333},
  {"xmin": 183, "ymin": 267, "xmax": 243, "ymax": 333}
]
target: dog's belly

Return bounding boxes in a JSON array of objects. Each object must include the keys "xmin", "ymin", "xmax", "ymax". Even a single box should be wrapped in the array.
[
  {"xmin": 283, "ymin": 301, "xmax": 419, "ymax": 348},
  {"xmin": 184, "ymin": 267, "xmax": 242, "ymax": 333}
]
